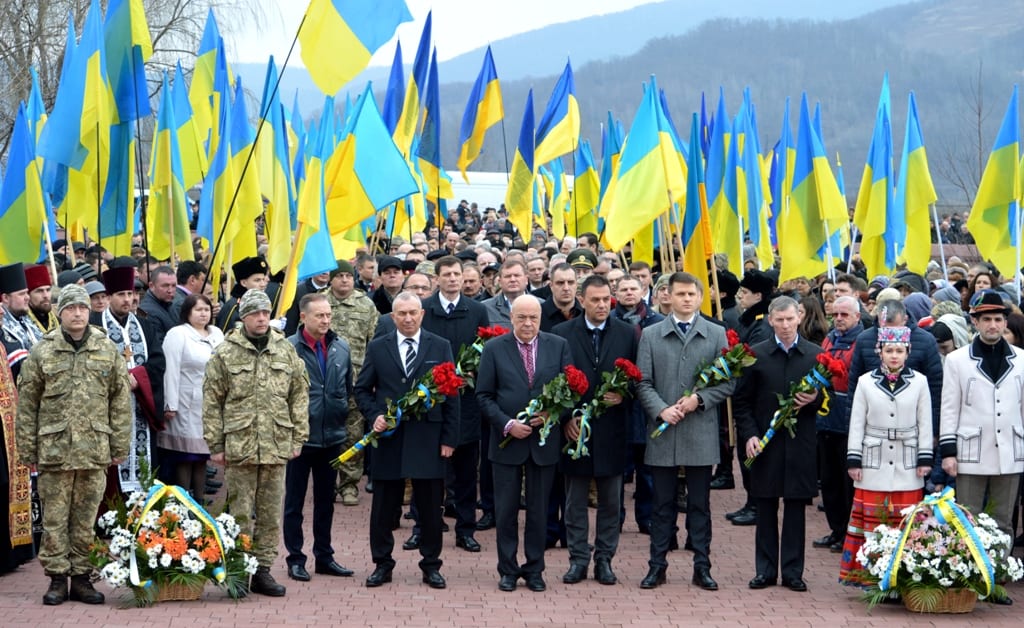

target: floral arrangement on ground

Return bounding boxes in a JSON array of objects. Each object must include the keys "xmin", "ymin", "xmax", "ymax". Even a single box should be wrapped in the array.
[
  {"xmin": 853, "ymin": 490, "xmax": 1024, "ymax": 612},
  {"xmin": 90, "ymin": 478, "xmax": 258, "ymax": 606}
]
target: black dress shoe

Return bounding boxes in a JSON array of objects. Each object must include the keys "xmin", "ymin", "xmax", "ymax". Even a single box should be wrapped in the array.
[
  {"xmin": 403, "ymin": 533, "xmax": 420, "ymax": 550},
  {"xmin": 829, "ymin": 541, "xmax": 844, "ymax": 553},
  {"xmin": 443, "ymin": 504, "xmax": 457, "ymax": 518},
  {"xmin": 456, "ymin": 536, "xmax": 482, "ymax": 552},
  {"xmin": 475, "ymin": 512, "xmax": 496, "ymax": 530},
  {"xmin": 403, "ymin": 510, "xmax": 415, "ymax": 520},
  {"xmin": 639, "ymin": 566, "xmax": 667, "ymax": 589},
  {"xmin": 365, "ymin": 566, "xmax": 393, "ymax": 587},
  {"xmin": 562, "ymin": 563, "xmax": 587, "ymax": 584},
  {"xmin": 287, "ymin": 564, "xmax": 311, "ymax": 581},
  {"xmin": 593, "ymin": 560, "xmax": 617, "ymax": 585},
  {"xmin": 782, "ymin": 578, "xmax": 807, "ymax": 592},
  {"xmin": 498, "ymin": 574, "xmax": 517, "ymax": 591},
  {"xmin": 709, "ymin": 475, "xmax": 735, "ymax": 490},
  {"xmin": 315, "ymin": 560, "xmax": 354, "ymax": 577},
  {"xmin": 637, "ymin": 522, "xmax": 651, "ymax": 535},
  {"xmin": 731, "ymin": 509, "xmax": 757, "ymax": 526},
  {"xmin": 725, "ymin": 504, "xmax": 754, "ymax": 521},
  {"xmin": 422, "ymin": 570, "xmax": 446, "ymax": 589},
  {"xmin": 206, "ymin": 479, "xmax": 223, "ymax": 489},
  {"xmin": 812, "ymin": 533, "xmax": 838, "ymax": 548},
  {"xmin": 524, "ymin": 574, "xmax": 546, "ymax": 592},
  {"xmin": 692, "ymin": 568, "xmax": 718, "ymax": 591},
  {"xmin": 365, "ymin": 480, "xmax": 373, "ymax": 493},
  {"xmin": 748, "ymin": 574, "xmax": 777, "ymax": 589}
]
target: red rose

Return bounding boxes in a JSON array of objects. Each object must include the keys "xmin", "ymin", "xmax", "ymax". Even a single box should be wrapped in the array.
[
  {"xmin": 478, "ymin": 325, "xmax": 510, "ymax": 340},
  {"xmin": 432, "ymin": 362, "xmax": 464, "ymax": 397},
  {"xmin": 564, "ymin": 365, "xmax": 590, "ymax": 396},
  {"xmin": 614, "ymin": 358, "xmax": 643, "ymax": 381},
  {"xmin": 726, "ymin": 329, "xmax": 740, "ymax": 347},
  {"xmin": 742, "ymin": 343, "xmax": 754, "ymax": 355}
]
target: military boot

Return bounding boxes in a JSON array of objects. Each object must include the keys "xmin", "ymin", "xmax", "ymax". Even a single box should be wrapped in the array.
[
  {"xmin": 42, "ymin": 575, "xmax": 68, "ymax": 606},
  {"xmin": 69, "ymin": 574, "xmax": 104, "ymax": 604},
  {"xmin": 250, "ymin": 566, "xmax": 286, "ymax": 596}
]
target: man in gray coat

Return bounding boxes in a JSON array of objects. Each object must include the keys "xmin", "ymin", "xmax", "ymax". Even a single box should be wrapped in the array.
[{"xmin": 635, "ymin": 273, "xmax": 736, "ymax": 591}]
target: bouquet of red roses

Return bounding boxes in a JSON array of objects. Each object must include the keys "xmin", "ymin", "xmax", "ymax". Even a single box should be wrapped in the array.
[
  {"xmin": 500, "ymin": 365, "xmax": 590, "ymax": 449},
  {"xmin": 455, "ymin": 325, "xmax": 510, "ymax": 389},
  {"xmin": 743, "ymin": 352, "xmax": 846, "ymax": 468},
  {"xmin": 565, "ymin": 358, "xmax": 643, "ymax": 459},
  {"xmin": 651, "ymin": 329, "xmax": 757, "ymax": 438},
  {"xmin": 332, "ymin": 362, "xmax": 464, "ymax": 467}
]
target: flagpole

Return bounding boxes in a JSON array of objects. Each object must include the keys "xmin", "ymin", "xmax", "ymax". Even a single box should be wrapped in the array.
[
  {"xmin": 168, "ymin": 176, "xmax": 177, "ymax": 271},
  {"xmin": 846, "ymin": 224, "xmax": 858, "ymax": 273},
  {"xmin": 130, "ymin": 52, "xmax": 149, "ymax": 262},
  {"xmin": 499, "ymin": 117, "xmax": 511, "ymax": 183},
  {"xmin": 701, "ymin": 181, "xmax": 734, "ymax": 448},
  {"xmin": 95, "ymin": 122, "xmax": 103, "ymax": 275},
  {"xmin": 822, "ymin": 218, "xmax": 836, "ymax": 283},
  {"xmin": 929, "ymin": 205, "xmax": 948, "ymax": 282}
]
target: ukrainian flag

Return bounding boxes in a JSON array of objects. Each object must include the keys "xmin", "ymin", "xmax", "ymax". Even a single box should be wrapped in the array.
[
  {"xmin": 147, "ymin": 72, "xmax": 192, "ymax": 262},
  {"xmin": 967, "ymin": 85, "xmax": 1020, "ymax": 278},
  {"xmin": 534, "ymin": 61, "xmax": 580, "ymax": 166},
  {"xmin": 894, "ymin": 92, "xmax": 938, "ymax": 274},
  {"xmin": 682, "ymin": 113, "xmax": 714, "ymax": 314},
  {"xmin": 457, "ymin": 45, "xmax": 504, "ymax": 183},
  {"xmin": 506, "ymin": 90, "xmax": 536, "ymax": 241},
  {"xmin": 571, "ymin": 140, "xmax": 600, "ymax": 236},
  {"xmin": 299, "ymin": 0, "xmax": 412, "ymax": 96},
  {"xmin": 172, "ymin": 61, "xmax": 208, "ymax": 189},
  {"xmin": 0, "ymin": 104, "xmax": 49, "ymax": 265},
  {"xmin": 257, "ymin": 57, "xmax": 296, "ymax": 274},
  {"xmin": 853, "ymin": 76, "xmax": 896, "ymax": 279}
]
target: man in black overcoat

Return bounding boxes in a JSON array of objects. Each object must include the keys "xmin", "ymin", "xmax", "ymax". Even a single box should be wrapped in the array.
[
  {"xmin": 553, "ymin": 275, "xmax": 637, "ymax": 586},
  {"xmin": 476, "ymin": 295, "xmax": 572, "ymax": 593},
  {"xmin": 734, "ymin": 296, "xmax": 823, "ymax": 593},
  {"xmin": 355, "ymin": 292, "xmax": 459, "ymax": 590}
]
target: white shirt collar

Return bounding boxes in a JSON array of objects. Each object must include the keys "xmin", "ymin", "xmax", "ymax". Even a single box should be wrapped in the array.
[
  {"xmin": 585, "ymin": 317, "xmax": 606, "ymax": 332},
  {"xmin": 672, "ymin": 314, "xmax": 697, "ymax": 327},
  {"xmin": 398, "ymin": 329, "xmax": 422, "ymax": 348},
  {"xmin": 439, "ymin": 293, "xmax": 460, "ymax": 311}
]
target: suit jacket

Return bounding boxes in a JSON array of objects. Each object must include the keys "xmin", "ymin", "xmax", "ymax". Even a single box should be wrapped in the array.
[
  {"xmin": 476, "ymin": 331, "xmax": 572, "ymax": 466},
  {"xmin": 636, "ymin": 315, "xmax": 735, "ymax": 467},
  {"xmin": 552, "ymin": 316, "xmax": 637, "ymax": 477},
  {"xmin": 421, "ymin": 294, "xmax": 491, "ymax": 445},
  {"xmin": 481, "ymin": 293, "xmax": 514, "ymax": 326},
  {"xmin": 734, "ymin": 337, "xmax": 823, "ymax": 499},
  {"xmin": 354, "ymin": 329, "xmax": 460, "ymax": 480}
]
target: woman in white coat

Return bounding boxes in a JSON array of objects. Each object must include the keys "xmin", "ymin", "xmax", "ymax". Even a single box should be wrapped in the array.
[
  {"xmin": 160, "ymin": 293, "xmax": 224, "ymax": 498},
  {"xmin": 839, "ymin": 326, "xmax": 932, "ymax": 585}
]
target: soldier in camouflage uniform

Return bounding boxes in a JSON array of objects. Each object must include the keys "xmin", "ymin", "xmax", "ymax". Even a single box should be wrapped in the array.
[
  {"xmin": 203, "ymin": 289, "xmax": 309, "ymax": 597},
  {"xmin": 325, "ymin": 260, "xmax": 377, "ymax": 505},
  {"xmin": 16, "ymin": 284, "xmax": 131, "ymax": 606}
]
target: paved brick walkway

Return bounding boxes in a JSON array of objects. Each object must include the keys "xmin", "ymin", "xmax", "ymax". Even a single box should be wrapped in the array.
[{"xmin": 0, "ymin": 466, "xmax": 1020, "ymax": 627}]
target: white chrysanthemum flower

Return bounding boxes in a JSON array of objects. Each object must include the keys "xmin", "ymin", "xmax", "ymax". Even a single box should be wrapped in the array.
[
  {"xmin": 125, "ymin": 491, "xmax": 147, "ymax": 509},
  {"xmin": 243, "ymin": 554, "xmax": 259, "ymax": 575},
  {"xmin": 146, "ymin": 544, "xmax": 163, "ymax": 559},
  {"xmin": 148, "ymin": 557, "xmax": 158, "ymax": 569},
  {"xmin": 141, "ymin": 510, "xmax": 160, "ymax": 529},
  {"xmin": 159, "ymin": 553, "xmax": 173, "ymax": 568},
  {"xmin": 181, "ymin": 519, "xmax": 203, "ymax": 540}
]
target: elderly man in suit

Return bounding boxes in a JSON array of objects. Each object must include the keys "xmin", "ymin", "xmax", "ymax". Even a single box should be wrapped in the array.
[
  {"xmin": 553, "ymin": 275, "xmax": 638, "ymax": 586},
  {"xmin": 636, "ymin": 272, "xmax": 736, "ymax": 591},
  {"xmin": 735, "ymin": 296, "xmax": 823, "ymax": 592},
  {"xmin": 476, "ymin": 295, "xmax": 572, "ymax": 593},
  {"xmin": 355, "ymin": 292, "xmax": 460, "ymax": 590}
]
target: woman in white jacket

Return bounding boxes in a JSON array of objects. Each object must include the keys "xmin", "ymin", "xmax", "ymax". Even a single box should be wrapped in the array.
[
  {"xmin": 839, "ymin": 325, "xmax": 933, "ymax": 585},
  {"xmin": 160, "ymin": 293, "xmax": 224, "ymax": 499}
]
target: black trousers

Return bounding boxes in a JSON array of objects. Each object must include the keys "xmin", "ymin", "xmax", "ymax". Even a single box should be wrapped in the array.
[
  {"xmin": 817, "ymin": 431, "xmax": 854, "ymax": 539},
  {"xmin": 449, "ymin": 441, "xmax": 479, "ymax": 537},
  {"xmin": 283, "ymin": 444, "xmax": 341, "ymax": 567},
  {"xmin": 715, "ymin": 407, "xmax": 734, "ymax": 476},
  {"xmin": 370, "ymin": 477, "xmax": 444, "ymax": 572},
  {"xmin": 478, "ymin": 423, "xmax": 495, "ymax": 515},
  {"xmin": 650, "ymin": 465, "xmax": 712, "ymax": 571},
  {"xmin": 621, "ymin": 444, "xmax": 653, "ymax": 528},
  {"xmin": 754, "ymin": 497, "xmax": 806, "ymax": 582},
  {"xmin": 492, "ymin": 460, "xmax": 555, "ymax": 577}
]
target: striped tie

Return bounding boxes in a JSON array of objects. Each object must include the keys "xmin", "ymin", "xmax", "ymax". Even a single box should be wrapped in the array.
[{"xmin": 403, "ymin": 337, "xmax": 416, "ymax": 376}]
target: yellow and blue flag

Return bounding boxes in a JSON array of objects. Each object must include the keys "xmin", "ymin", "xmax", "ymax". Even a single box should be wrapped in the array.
[
  {"xmin": 534, "ymin": 61, "xmax": 580, "ymax": 166},
  {"xmin": 853, "ymin": 76, "xmax": 896, "ymax": 279},
  {"xmin": 257, "ymin": 57, "xmax": 296, "ymax": 274},
  {"xmin": 381, "ymin": 40, "xmax": 405, "ymax": 135},
  {"xmin": 103, "ymin": 0, "xmax": 152, "ymax": 121},
  {"xmin": 189, "ymin": 10, "xmax": 226, "ymax": 157},
  {"xmin": 571, "ymin": 139, "xmax": 600, "ymax": 236},
  {"xmin": 506, "ymin": 89, "xmax": 536, "ymax": 240},
  {"xmin": 682, "ymin": 113, "xmax": 714, "ymax": 314},
  {"xmin": 895, "ymin": 91, "xmax": 938, "ymax": 274},
  {"xmin": 299, "ymin": 0, "xmax": 412, "ymax": 96},
  {"xmin": 598, "ymin": 113, "xmax": 624, "ymax": 206},
  {"xmin": 393, "ymin": 11, "xmax": 431, "ymax": 155},
  {"xmin": 967, "ymin": 85, "xmax": 1020, "ymax": 278},
  {"xmin": 147, "ymin": 72, "xmax": 192, "ymax": 262},
  {"xmin": 172, "ymin": 61, "xmax": 208, "ymax": 189},
  {"xmin": 457, "ymin": 45, "xmax": 504, "ymax": 183},
  {"xmin": 0, "ymin": 104, "xmax": 50, "ymax": 265},
  {"xmin": 417, "ymin": 49, "xmax": 453, "ymax": 205}
]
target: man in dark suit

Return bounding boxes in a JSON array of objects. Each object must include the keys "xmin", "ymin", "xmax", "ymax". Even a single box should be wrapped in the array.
[
  {"xmin": 734, "ymin": 295, "xmax": 823, "ymax": 593},
  {"xmin": 419, "ymin": 257, "xmax": 490, "ymax": 553},
  {"xmin": 355, "ymin": 292, "xmax": 460, "ymax": 590},
  {"xmin": 635, "ymin": 273, "xmax": 736, "ymax": 591},
  {"xmin": 553, "ymin": 275, "xmax": 637, "ymax": 586},
  {"xmin": 476, "ymin": 295, "xmax": 572, "ymax": 593}
]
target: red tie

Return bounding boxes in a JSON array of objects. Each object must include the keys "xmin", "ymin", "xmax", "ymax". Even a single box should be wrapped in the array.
[{"xmin": 518, "ymin": 340, "xmax": 535, "ymax": 385}]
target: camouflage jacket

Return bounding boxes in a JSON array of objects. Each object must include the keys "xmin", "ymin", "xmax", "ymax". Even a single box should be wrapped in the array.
[
  {"xmin": 203, "ymin": 327, "xmax": 309, "ymax": 465},
  {"xmin": 326, "ymin": 289, "xmax": 377, "ymax": 379},
  {"xmin": 15, "ymin": 325, "xmax": 131, "ymax": 470}
]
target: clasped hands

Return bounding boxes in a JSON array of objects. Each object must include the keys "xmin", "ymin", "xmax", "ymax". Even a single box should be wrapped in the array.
[{"xmin": 658, "ymin": 393, "xmax": 701, "ymax": 426}]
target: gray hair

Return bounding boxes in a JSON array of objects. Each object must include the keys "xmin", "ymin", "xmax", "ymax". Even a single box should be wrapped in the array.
[
  {"xmin": 768, "ymin": 295, "xmax": 799, "ymax": 315},
  {"xmin": 392, "ymin": 291, "xmax": 422, "ymax": 309},
  {"xmin": 832, "ymin": 296, "xmax": 860, "ymax": 312},
  {"xmin": 875, "ymin": 299, "xmax": 907, "ymax": 325}
]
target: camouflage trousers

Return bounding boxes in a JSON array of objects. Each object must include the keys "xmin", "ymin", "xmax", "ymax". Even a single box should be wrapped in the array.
[
  {"xmin": 37, "ymin": 468, "xmax": 107, "ymax": 576},
  {"xmin": 227, "ymin": 463, "xmax": 286, "ymax": 567},
  {"xmin": 336, "ymin": 405, "xmax": 366, "ymax": 492}
]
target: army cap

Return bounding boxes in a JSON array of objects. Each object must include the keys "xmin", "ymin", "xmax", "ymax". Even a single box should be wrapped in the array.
[
  {"xmin": 568, "ymin": 248, "xmax": 598, "ymax": 269},
  {"xmin": 238, "ymin": 289, "xmax": 272, "ymax": 319},
  {"xmin": 56, "ymin": 283, "xmax": 90, "ymax": 315}
]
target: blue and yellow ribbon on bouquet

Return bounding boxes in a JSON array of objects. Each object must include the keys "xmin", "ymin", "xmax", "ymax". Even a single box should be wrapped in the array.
[
  {"xmin": 564, "ymin": 406, "xmax": 594, "ymax": 459},
  {"xmin": 332, "ymin": 385, "xmax": 435, "ymax": 466},
  {"xmin": 128, "ymin": 480, "xmax": 228, "ymax": 587},
  {"xmin": 879, "ymin": 487, "xmax": 995, "ymax": 596}
]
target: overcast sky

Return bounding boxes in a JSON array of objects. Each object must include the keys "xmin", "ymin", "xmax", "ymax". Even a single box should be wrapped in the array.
[{"xmin": 230, "ymin": 0, "xmax": 663, "ymax": 66}]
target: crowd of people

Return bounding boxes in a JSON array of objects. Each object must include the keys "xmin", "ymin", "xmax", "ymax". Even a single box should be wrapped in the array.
[{"xmin": 0, "ymin": 199, "xmax": 1022, "ymax": 606}]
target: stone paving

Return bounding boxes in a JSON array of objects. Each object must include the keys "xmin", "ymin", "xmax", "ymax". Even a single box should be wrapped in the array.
[{"xmin": 0, "ymin": 466, "xmax": 1019, "ymax": 627}]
